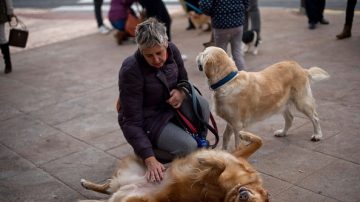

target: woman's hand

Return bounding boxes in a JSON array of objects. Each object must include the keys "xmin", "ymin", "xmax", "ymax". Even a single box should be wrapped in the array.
[
  {"xmin": 144, "ymin": 156, "xmax": 165, "ymax": 183},
  {"xmin": 167, "ymin": 89, "xmax": 186, "ymax": 109}
]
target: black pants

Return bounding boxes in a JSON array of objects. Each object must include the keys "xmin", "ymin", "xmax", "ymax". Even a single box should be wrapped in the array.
[
  {"xmin": 305, "ymin": 0, "xmax": 326, "ymax": 24},
  {"xmin": 94, "ymin": 0, "xmax": 104, "ymax": 27},
  {"xmin": 345, "ymin": 0, "xmax": 357, "ymax": 26}
]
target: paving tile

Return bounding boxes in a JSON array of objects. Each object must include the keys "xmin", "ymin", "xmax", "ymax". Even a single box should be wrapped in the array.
[
  {"xmin": 71, "ymin": 86, "xmax": 119, "ymax": 114},
  {"xmin": 89, "ymin": 130, "xmax": 126, "ymax": 151},
  {"xmin": 260, "ymin": 173, "xmax": 293, "ymax": 197},
  {"xmin": 0, "ymin": 145, "xmax": 34, "ymax": 180},
  {"xmin": 106, "ymin": 143, "xmax": 135, "ymax": 160},
  {"xmin": 0, "ymin": 166, "xmax": 84, "ymax": 202},
  {"xmin": 0, "ymin": 115, "xmax": 88, "ymax": 166},
  {"xmin": 0, "ymin": 100, "xmax": 23, "ymax": 121},
  {"xmin": 55, "ymin": 112, "xmax": 119, "ymax": 143},
  {"xmin": 297, "ymin": 159, "xmax": 360, "ymax": 202},
  {"xmin": 253, "ymin": 145, "xmax": 336, "ymax": 184},
  {"xmin": 0, "ymin": 83, "xmax": 58, "ymax": 113},
  {"xmin": 315, "ymin": 131, "xmax": 360, "ymax": 164},
  {"xmin": 272, "ymin": 185, "xmax": 339, "ymax": 202},
  {"xmin": 317, "ymin": 101, "xmax": 360, "ymax": 129},
  {"xmin": 29, "ymin": 99, "xmax": 94, "ymax": 126},
  {"xmin": 41, "ymin": 147, "xmax": 118, "ymax": 199}
]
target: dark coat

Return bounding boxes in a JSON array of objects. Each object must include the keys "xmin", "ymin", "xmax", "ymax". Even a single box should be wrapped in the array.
[
  {"xmin": 118, "ymin": 42, "xmax": 187, "ymax": 160},
  {"xmin": 0, "ymin": 0, "xmax": 12, "ymax": 24}
]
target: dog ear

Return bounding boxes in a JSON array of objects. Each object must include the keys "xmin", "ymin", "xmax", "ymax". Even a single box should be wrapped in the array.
[{"xmin": 196, "ymin": 53, "xmax": 204, "ymax": 71}]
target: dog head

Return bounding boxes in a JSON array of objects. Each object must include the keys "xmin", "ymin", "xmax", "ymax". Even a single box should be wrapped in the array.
[
  {"xmin": 225, "ymin": 184, "xmax": 269, "ymax": 202},
  {"xmin": 196, "ymin": 46, "xmax": 238, "ymax": 84}
]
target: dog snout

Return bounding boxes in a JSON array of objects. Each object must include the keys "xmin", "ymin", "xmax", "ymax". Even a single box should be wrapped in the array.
[
  {"xmin": 196, "ymin": 54, "xmax": 203, "ymax": 71},
  {"xmin": 198, "ymin": 64, "xmax": 203, "ymax": 71},
  {"xmin": 239, "ymin": 187, "xmax": 250, "ymax": 201}
]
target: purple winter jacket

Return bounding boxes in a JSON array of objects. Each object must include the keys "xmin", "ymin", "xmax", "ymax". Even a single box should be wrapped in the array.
[
  {"xmin": 108, "ymin": 0, "xmax": 137, "ymax": 22},
  {"xmin": 118, "ymin": 42, "xmax": 188, "ymax": 160}
]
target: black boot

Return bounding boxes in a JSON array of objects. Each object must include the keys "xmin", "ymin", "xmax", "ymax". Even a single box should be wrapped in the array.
[
  {"xmin": 1, "ymin": 43, "xmax": 12, "ymax": 74},
  {"xmin": 336, "ymin": 25, "xmax": 352, "ymax": 40}
]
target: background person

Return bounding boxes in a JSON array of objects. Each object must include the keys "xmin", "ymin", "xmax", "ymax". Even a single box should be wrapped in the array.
[
  {"xmin": 118, "ymin": 18, "xmax": 210, "ymax": 183},
  {"xmin": 93, "ymin": 0, "xmax": 111, "ymax": 34},
  {"xmin": 138, "ymin": 0, "xmax": 172, "ymax": 41},
  {"xmin": 244, "ymin": 0, "xmax": 261, "ymax": 43},
  {"xmin": 199, "ymin": 0, "xmax": 249, "ymax": 70},
  {"xmin": 304, "ymin": 0, "xmax": 329, "ymax": 29},
  {"xmin": 108, "ymin": 0, "xmax": 138, "ymax": 44},
  {"xmin": 336, "ymin": 0, "xmax": 357, "ymax": 39},
  {"xmin": 0, "ymin": 0, "xmax": 14, "ymax": 74}
]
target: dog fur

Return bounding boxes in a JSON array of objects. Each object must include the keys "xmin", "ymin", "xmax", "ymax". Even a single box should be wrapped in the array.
[
  {"xmin": 79, "ymin": 131, "xmax": 269, "ymax": 202},
  {"xmin": 189, "ymin": 11, "xmax": 211, "ymax": 32},
  {"xmin": 196, "ymin": 46, "xmax": 330, "ymax": 150}
]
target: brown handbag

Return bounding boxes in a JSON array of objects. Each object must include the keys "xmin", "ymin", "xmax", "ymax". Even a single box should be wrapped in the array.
[
  {"xmin": 125, "ymin": 12, "xmax": 141, "ymax": 37},
  {"xmin": 124, "ymin": 3, "xmax": 145, "ymax": 37},
  {"xmin": 8, "ymin": 16, "xmax": 29, "ymax": 48}
]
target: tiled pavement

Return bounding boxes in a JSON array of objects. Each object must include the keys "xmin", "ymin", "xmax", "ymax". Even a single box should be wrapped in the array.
[{"xmin": 0, "ymin": 5, "xmax": 359, "ymax": 202}]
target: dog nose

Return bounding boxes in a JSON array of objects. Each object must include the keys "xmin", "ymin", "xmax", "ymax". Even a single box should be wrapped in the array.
[
  {"xmin": 198, "ymin": 64, "xmax": 203, "ymax": 71},
  {"xmin": 239, "ymin": 187, "xmax": 249, "ymax": 201}
]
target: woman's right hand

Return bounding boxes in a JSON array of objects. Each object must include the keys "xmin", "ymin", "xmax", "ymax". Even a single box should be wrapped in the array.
[{"xmin": 144, "ymin": 156, "xmax": 165, "ymax": 183}]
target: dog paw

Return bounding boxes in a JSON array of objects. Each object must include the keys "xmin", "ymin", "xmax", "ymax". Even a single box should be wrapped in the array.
[
  {"xmin": 252, "ymin": 49, "xmax": 258, "ymax": 55},
  {"xmin": 274, "ymin": 129, "xmax": 287, "ymax": 137},
  {"xmin": 311, "ymin": 134, "xmax": 322, "ymax": 142},
  {"xmin": 80, "ymin": 179, "xmax": 89, "ymax": 189}
]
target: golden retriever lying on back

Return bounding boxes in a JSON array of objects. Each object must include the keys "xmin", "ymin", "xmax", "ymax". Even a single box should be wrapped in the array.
[
  {"xmin": 79, "ymin": 131, "xmax": 269, "ymax": 202},
  {"xmin": 196, "ymin": 46, "xmax": 330, "ymax": 150}
]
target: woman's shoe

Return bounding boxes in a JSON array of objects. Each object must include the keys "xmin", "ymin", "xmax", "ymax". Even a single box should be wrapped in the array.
[{"xmin": 336, "ymin": 25, "xmax": 352, "ymax": 40}]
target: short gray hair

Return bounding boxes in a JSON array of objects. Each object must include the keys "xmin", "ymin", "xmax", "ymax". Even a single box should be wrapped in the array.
[{"xmin": 135, "ymin": 18, "xmax": 168, "ymax": 50}]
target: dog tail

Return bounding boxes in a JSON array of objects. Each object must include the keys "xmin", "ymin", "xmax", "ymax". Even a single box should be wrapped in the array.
[{"xmin": 307, "ymin": 67, "xmax": 330, "ymax": 82}]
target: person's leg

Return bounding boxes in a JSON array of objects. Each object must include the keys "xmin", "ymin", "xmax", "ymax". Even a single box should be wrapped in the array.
[
  {"xmin": 111, "ymin": 20, "xmax": 127, "ymax": 45},
  {"xmin": 248, "ymin": 0, "xmax": 261, "ymax": 40},
  {"xmin": 156, "ymin": 122, "xmax": 198, "ymax": 163},
  {"xmin": 93, "ymin": 0, "xmax": 104, "ymax": 27},
  {"xmin": 213, "ymin": 28, "xmax": 231, "ymax": 55},
  {"xmin": 337, "ymin": 0, "xmax": 357, "ymax": 39},
  {"xmin": 0, "ymin": 24, "xmax": 11, "ymax": 74},
  {"xmin": 345, "ymin": 0, "xmax": 357, "ymax": 25},
  {"xmin": 230, "ymin": 27, "xmax": 246, "ymax": 70},
  {"xmin": 318, "ymin": 0, "xmax": 329, "ymax": 24},
  {"xmin": 305, "ymin": 0, "xmax": 317, "ymax": 29}
]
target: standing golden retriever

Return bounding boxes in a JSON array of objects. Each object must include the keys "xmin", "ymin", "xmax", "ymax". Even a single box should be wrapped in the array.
[
  {"xmin": 196, "ymin": 46, "xmax": 330, "ymax": 150},
  {"xmin": 79, "ymin": 131, "xmax": 269, "ymax": 202}
]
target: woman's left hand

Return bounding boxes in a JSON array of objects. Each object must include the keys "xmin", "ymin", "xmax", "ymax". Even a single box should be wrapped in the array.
[{"xmin": 167, "ymin": 89, "xmax": 186, "ymax": 109}]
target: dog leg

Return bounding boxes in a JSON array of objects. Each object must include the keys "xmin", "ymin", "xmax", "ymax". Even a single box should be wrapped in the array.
[
  {"xmin": 295, "ymin": 97, "xmax": 323, "ymax": 141},
  {"xmin": 197, "ymin": 156, "xmax": 226, "ymax": 182},
  {"xmin": 233, "ymin": 128, "xmax": 242, "ymax": 149},
  {"xmin": 222, "ymin": 124, "xmax": 233, "ymax": 150},
  {"xmin": 305, "ymin": 109, "xmax": 323, "ymax": 141},
  {"xmin": 81, "ymin": 178, "xmax": 111, "ymax": 195},
  {"xmin": 232, "ymin": 131, "xmax": 263, "ymax": 159},
  {"xmin": 274, "ymin": 108, "xmax": 294, "ymax": 137}
]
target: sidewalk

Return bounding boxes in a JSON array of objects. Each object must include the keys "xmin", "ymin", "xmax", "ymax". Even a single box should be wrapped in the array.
[{"xmin": 1, "ymin": 6, "xmax": 359, "ymax": 202}]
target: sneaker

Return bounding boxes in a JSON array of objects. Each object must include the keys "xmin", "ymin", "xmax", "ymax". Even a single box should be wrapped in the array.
[
  {"xmin": 181, "ymin": 54, "xmax": 188, "ymax": 61},
  {"xmin": 99, "ymin": 25, "xmax": 110, "ymax": 34}
]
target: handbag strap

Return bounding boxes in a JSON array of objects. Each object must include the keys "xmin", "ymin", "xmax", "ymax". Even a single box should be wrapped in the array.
[
  {"xmin": 178, "ymin": 80, "xmax": 219, "ymax": 149},
  {"xmin": 9, "ymin": 16, "xmax": 27, "ymax": 30}
]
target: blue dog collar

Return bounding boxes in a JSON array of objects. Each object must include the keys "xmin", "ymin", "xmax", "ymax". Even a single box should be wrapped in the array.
[{"xmin": 210, "ymin": 71, "xmax": 238, "ymax": 90}]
